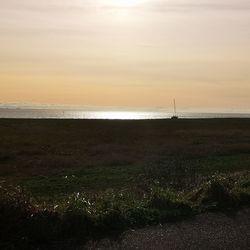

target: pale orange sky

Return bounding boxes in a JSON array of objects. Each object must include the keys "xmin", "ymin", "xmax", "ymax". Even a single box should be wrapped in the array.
[{"xmin": 1, "ymin": 0, "xmax": 250, "ymax": 111}]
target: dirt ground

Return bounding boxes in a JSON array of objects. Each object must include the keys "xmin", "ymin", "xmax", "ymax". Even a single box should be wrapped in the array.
[{"xmin": 84, "ymin": 209, "xmax": 250, "ymax": 250}]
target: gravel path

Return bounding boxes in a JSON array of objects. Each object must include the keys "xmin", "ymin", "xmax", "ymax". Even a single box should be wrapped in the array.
[{"xmin": 85, "ymin": 209, "xmax": 250, "ymax": 250}]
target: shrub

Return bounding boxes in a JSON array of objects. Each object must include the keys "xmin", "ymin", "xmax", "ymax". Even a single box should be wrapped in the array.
[
  {"xmin": 0, "ymin": 186, "xmax": 35, "ymax": 245},
  {"xmin": 59, "ymin": 193, "xmax": 95, "ymax": 240},
  {"xmin": 124, "ymin": 207, "xmax": 160, "ymax": 226},
  {"xmin": 148, "ymin": 188, "xmax": 192, "ymax": 221},
  {"xmin": 96, "ymin": 208, "xmax": 126, "ymax": 233},
  {"xmin": 190, "ymin": 176, "xmax": 238, "ymax": 210},
  {"xmin": 233, "ymin": 188, "xmax": 250, "ymax": 206}
]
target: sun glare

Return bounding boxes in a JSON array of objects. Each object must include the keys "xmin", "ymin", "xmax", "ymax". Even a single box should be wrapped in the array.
[{"xmin": 102, "ymin": 0, "xmax": 144, "ymax": 7}]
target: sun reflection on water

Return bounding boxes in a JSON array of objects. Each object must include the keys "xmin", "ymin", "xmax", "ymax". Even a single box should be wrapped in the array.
[{"xmin": 82, "ymin": 111, "xmax": 157, "ymax": 120}]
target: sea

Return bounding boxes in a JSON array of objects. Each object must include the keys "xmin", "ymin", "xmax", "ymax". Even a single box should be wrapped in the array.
[{"xmin": 0, "ymin": 108, "xmax": 250, "ymax": 120}]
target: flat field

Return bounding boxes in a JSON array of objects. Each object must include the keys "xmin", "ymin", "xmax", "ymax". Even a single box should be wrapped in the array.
[
  {"xmin": 1, "ymin": 118, "xmax": 250, "ymax": 198},
  {"xmin": 1, "ymin": 118, "xmax": 250, "ymax": 249}
]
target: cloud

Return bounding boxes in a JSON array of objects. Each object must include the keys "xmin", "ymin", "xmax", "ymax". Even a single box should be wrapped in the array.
[
  {"xmin": 1, "ymin": 0, "xmax": 94, "ymax": 12},
  {"xmin": 143, "ymin": 0, "xmax": 250, "ymax": 12},
  {"xmin": 2, "ymin": 0, "xmax": 250, "ymax": 13}
]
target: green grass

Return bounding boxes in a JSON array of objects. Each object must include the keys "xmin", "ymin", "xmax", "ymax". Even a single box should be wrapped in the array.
[
  {"xmin": 195, "ymin": 154, "xmax": 250, "ymax": 173},
  {"xmin": 2, "ymin": 154, "xmax": 250, "ymax": 199},
  {"xmin": 17, "ymin": 165, "xmax": 142, "ymax": 197}
]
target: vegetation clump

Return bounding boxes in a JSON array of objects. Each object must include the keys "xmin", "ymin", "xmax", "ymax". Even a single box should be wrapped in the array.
[
  {"xmin": 189, "ymin": 176, "xmax": 237, "ymax": 210},
  {"xmin": 0, "ymin": 172, "xmax": 249, "ymax": 249}
]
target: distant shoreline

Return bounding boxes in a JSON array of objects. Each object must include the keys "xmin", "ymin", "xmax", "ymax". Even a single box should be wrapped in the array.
[{"xmin": 1, "ymin": 117, "xmax": 250, "ymax": 121}]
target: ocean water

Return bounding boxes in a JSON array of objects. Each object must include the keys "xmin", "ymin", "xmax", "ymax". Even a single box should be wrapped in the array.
[{"xmin": 0, "ymin": 108, "xmax": 250, "ymax": 120}]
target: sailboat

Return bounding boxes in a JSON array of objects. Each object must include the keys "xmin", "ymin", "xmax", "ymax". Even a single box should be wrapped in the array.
[{"xmin": 171, "ymin": 99, "xmax": 179, "ymax": 119}]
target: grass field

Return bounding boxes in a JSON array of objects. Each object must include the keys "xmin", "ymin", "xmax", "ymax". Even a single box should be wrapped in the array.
[
  {"xmin": 0, "ymin": 118, "xmax": 250, "ymax": 249},
  {"xmin": 1, "ymin": 118, "xmax": 250, "ymax": 196}
]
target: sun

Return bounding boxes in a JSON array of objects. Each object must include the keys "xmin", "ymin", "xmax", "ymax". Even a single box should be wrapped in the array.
[{"xmin": 102, "ymin": 0, "xmax": 144, "ymax": 7}]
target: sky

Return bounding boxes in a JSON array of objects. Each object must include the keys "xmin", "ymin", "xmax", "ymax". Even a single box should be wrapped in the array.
[{"xmin": 0, "ymin": 0, "xmax": 250, "ymax": 112}]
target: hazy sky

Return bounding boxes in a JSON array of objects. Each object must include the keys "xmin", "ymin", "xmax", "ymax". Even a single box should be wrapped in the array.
[{"xmin": 1, "ymin": 0, "xmax": 250, "ymax": 111}]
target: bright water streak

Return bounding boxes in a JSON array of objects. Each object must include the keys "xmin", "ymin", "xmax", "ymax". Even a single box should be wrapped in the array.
[{"xmin": 0, "ymin": 108, "xmax": 250, "ymax": 119}]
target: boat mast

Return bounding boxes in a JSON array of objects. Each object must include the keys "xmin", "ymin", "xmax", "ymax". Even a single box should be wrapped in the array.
[{"xmin": 173, "ymin": 99, "xmax": 177, "ymax": 117}]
